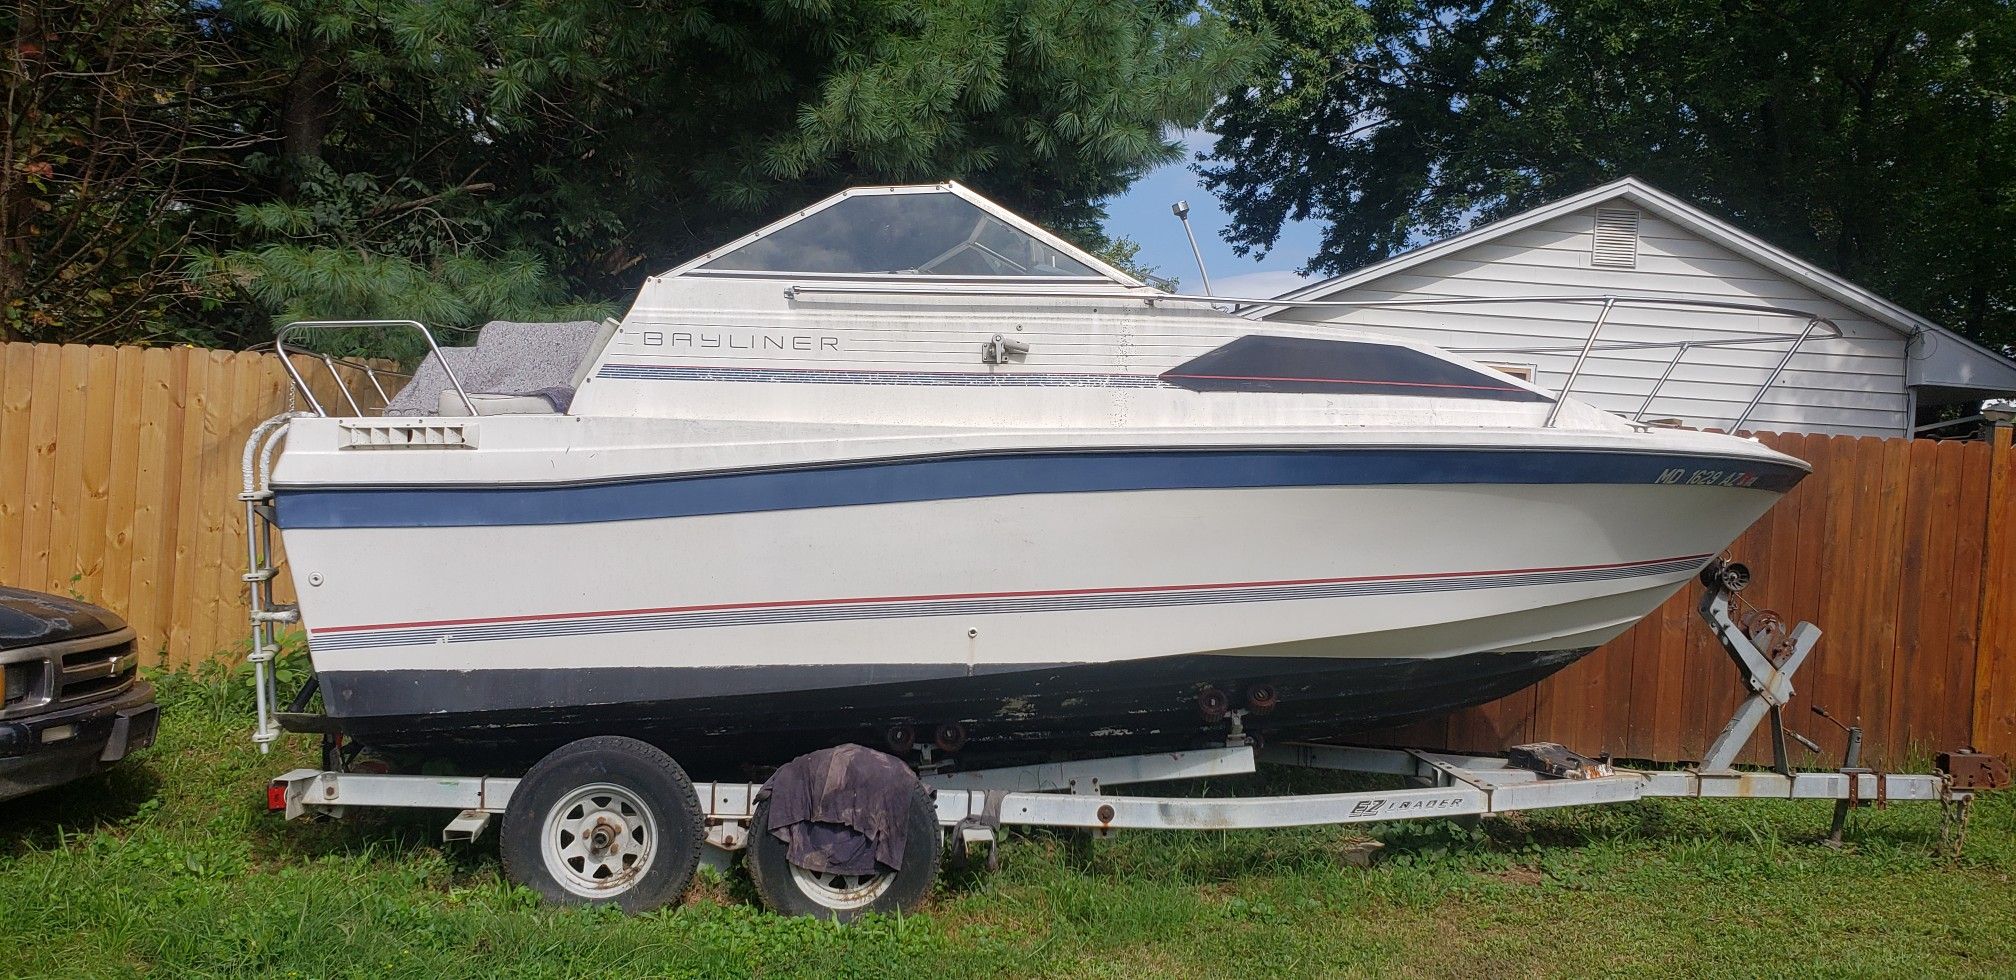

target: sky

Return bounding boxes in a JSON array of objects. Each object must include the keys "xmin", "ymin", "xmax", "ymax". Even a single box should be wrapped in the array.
[{"xmin": 1101, "ymin": 130, "xmax": 1325, "ymax": 298}]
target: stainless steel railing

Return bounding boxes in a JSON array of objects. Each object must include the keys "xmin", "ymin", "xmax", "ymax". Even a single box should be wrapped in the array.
[
  {"xmin": 268, "ymin": 294, "xmax": 1839, "ymax": 431},
  {"xmin": 782, "ymin": 284, "xmax": 1842, "ymax": 432},
  {"xmin": 272, "ymin": 319, "xmax": 470, "ymax": 417},
  {"xmin": 1435, "ymin": 307, "xmax": 1833, "ymax": 432}
]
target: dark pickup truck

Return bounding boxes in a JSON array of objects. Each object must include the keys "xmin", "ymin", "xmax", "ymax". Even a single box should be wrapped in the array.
[{"xmin": 0, "ymin": 586, "xmax": 158, "ymax": 801}]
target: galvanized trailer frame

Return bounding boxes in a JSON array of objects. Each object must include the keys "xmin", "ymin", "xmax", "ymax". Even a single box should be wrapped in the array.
[
  {"xmin": 267, "ymin": 741, "xmax": 1974, "ymax": 828},
  {"xmin": 267, "ymin": 738, "xmax": 1975, "ymax": 870}
]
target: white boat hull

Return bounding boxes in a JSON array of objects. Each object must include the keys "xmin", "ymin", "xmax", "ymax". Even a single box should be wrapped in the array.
[{"xmin": 272, "ymin": 432, "xmax": 1799, "ymax": 767}]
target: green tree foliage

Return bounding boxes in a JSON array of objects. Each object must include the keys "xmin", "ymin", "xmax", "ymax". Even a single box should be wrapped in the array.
[
  {"xmin": 185, "ymin": 158, "xmax": 616, "ymax": 335},
  {"xmin": 1093, "ymin": 236, "xmax": 1174, "ymax": 289},
  {"xmin": 6, "ymin": 0, "xmax": 1258, "ymax": 346},
  {"xmin": 1202, "ymin": 0, "xmax": 2016, "ymax": 348},
  {"xmin": 2, "ymin": 0, "xmax": 253, "ymax": 344}
]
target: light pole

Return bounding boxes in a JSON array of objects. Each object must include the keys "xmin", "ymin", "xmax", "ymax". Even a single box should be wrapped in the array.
[{"xmin": 1172, "ymin": 200, "xmax": 1213, "ymax": 296}]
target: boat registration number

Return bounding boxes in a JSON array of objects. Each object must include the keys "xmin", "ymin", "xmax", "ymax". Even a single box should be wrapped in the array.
[{"xmin": 1654, "ymin": 467, "xmax": 1762, "ymax": 488}]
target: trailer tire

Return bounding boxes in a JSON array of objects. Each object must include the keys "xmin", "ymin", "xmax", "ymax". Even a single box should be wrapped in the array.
[
  {"xmin": 747, "ymin": 780, "xmax": 940, "ymax": 922},
  {"xmin": 500, "ymin": 736, "xmax": 705, "ymax": 913}
]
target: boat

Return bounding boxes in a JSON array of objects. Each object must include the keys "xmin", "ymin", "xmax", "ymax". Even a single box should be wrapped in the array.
[{"xmin": 254, "ymin": 182, "xmax": 1810, "ymax": 773}]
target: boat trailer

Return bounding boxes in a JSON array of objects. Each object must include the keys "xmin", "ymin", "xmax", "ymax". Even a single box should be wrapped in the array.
[
  {"xmin": 262, "ymin": 558, "xmax": 2006, "ymax": 917},
  {"xmin": 269, "ymin": 738, "xmax": 1984, "ymax": 859}
]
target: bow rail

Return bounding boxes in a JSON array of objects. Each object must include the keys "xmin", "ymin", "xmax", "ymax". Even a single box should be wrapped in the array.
[
  {"xmin": 272, "ymin": 319, "xmax": 471, "ymax": 418},
  {"xmin": 782, "ymin": 285, "xmax": 1841, "ymax": 432}
]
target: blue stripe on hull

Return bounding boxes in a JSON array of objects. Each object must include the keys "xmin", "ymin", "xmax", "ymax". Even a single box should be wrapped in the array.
[{"xmin": 273, "ymin": 447, "xmax": 1806, "ymax": 530}]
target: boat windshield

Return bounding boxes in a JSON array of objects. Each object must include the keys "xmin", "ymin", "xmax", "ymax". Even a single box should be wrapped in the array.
[{"xmin": 699, "ymin": 191, "xmax": 1106, "ymax": 278}]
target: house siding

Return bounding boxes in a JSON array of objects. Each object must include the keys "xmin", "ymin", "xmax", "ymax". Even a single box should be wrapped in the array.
[{"xmin": 1268, "ymin": 208, "xmax": 1912, "ymax": 437}]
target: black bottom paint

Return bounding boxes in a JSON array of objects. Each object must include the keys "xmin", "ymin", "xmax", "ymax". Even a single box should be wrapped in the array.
[{"xmin": 303, "ymin": 649, "xmax": 1592, "ymax": 777}]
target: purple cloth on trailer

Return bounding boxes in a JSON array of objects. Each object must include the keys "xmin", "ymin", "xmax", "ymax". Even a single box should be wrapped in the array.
[{"xmin": 759, "ymin": 744, "xmax": 918, "ymax": 876}]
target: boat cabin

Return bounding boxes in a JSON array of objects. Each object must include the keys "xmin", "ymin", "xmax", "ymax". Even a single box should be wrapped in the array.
[{"xmin": 366, "ymin": 183, "xmax": 1590, "ymax": 434}]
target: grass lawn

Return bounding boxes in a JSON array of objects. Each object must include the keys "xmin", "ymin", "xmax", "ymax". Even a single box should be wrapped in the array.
[{"xmin": 2, "ymin": 671, "xmax": 2009, "ymax": 979}]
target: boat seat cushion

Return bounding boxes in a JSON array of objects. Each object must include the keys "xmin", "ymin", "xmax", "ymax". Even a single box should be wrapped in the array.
[
  {"xmin": 471, "ymin": 320, "xmax": 605, "ymax": 393},
  {"xmin": 436, "ymin": 388, "xmax": 573, "ymax": 416},
  {"xmin": 383, "ymin": 320, "xmax": 604, "ymax": 416},
  {"xmin": 383, "ymin": 346, "xmax": 480, "ymax": 415}
]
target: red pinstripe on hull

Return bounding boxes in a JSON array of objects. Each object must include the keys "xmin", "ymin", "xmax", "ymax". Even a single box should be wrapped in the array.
[{"xmin": 314, "ymin": 553, "xmax": 1713, "ymax": 635}]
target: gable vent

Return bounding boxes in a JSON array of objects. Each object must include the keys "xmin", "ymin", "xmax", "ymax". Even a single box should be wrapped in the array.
[{"xmin": 1591, "ymin": 208, "xmax": 1641, "ymax": 268}]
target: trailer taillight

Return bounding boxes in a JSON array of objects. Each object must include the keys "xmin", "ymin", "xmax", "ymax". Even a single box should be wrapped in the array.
[{"xmin": 266, "ymin": 784, "xmax": 288, "ymax": 812}]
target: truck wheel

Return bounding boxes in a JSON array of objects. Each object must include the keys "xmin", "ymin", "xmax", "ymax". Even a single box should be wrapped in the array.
[
  {"xmin": 747, "ymin": 780, "xmax": 941, "ymax": 921},
  {"xmin": 500, "ymin": 736, "xmax": 704, "ymax": 913}
]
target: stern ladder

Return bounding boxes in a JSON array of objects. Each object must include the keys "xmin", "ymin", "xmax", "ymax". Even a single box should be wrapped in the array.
[{"xmin": 242, "ymin": 412, "xmax": 309, "ymax": 751}]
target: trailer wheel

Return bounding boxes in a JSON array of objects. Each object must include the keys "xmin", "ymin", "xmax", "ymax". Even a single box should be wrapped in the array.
[
  {"xmin": 747, "ymin": 780, "xmax": 941, "ymax": 921},
  {"xmin": 500, "ymin": 736, "xmax": 704, "ymax": 913}
]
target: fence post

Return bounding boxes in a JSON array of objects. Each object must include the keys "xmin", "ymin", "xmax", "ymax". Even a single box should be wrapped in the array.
[{"xmin": 1973, "ymin": 423, "xmax": 2015, "ymax": 760}]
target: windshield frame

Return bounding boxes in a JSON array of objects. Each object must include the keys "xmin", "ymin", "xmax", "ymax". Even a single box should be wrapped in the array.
[{"xmin": 662, "ymin": 183, "xmax": 1145, "ymax": 287}]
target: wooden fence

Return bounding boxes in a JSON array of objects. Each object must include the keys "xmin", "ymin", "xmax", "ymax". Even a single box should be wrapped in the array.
[
  {"xmin": 0, "ymin": 342, "xmax": 365, "ymax": 668},
  {"xmin": 1375, "ymin": 428, "xmax": 2016, "ymax": 767},
  {"xmin": 1, "ymin": 340, "xmax": 2010, "ymax": 765}
]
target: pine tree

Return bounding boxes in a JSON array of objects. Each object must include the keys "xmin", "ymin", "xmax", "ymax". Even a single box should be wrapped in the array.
[{"xmin": 7, "ymin": 0, "xmax": 1261, "ymax": 346}]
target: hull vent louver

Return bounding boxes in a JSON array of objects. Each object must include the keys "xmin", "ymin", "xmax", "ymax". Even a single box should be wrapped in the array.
[{"xmin": 338, "ymin": 421, "xmax": 477, "ymax": 449}]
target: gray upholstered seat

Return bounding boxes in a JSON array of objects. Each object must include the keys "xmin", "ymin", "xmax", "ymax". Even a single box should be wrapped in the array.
[
  {"xmin": 383, "ymin": 346, "xmax": 480, "ymax": 415},
  {"xmin": 383, "ymin": 319, "xmax": 616, "ymax": 417}
]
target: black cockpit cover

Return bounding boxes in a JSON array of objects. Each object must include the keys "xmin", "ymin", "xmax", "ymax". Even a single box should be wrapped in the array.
[{"xmin": 1161, "ymin": 335, "xmax": 1552, "ymax": 401}]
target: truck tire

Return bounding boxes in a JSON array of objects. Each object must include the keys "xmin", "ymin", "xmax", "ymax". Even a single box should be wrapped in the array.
[
  {"xmin": 500, "ymin": 736, "xmax": 704, "ymax": 913},
  {"xmin": 748, "ymin": 779, "xmax": 940, "ymax": 922}
]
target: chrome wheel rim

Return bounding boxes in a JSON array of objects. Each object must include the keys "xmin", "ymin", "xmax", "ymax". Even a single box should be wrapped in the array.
[
  {"xmin": 541, "ymin": 782, "xmax": 658, "ymax": 898},
  {"xmin": 789, "ymin": 864, "xmax": 896, "ymax": 911}
]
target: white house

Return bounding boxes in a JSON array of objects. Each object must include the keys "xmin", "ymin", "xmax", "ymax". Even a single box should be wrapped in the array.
[{"xmin": 1249, "ymin": 178, "xmax": 2016, "ymax": 437}]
